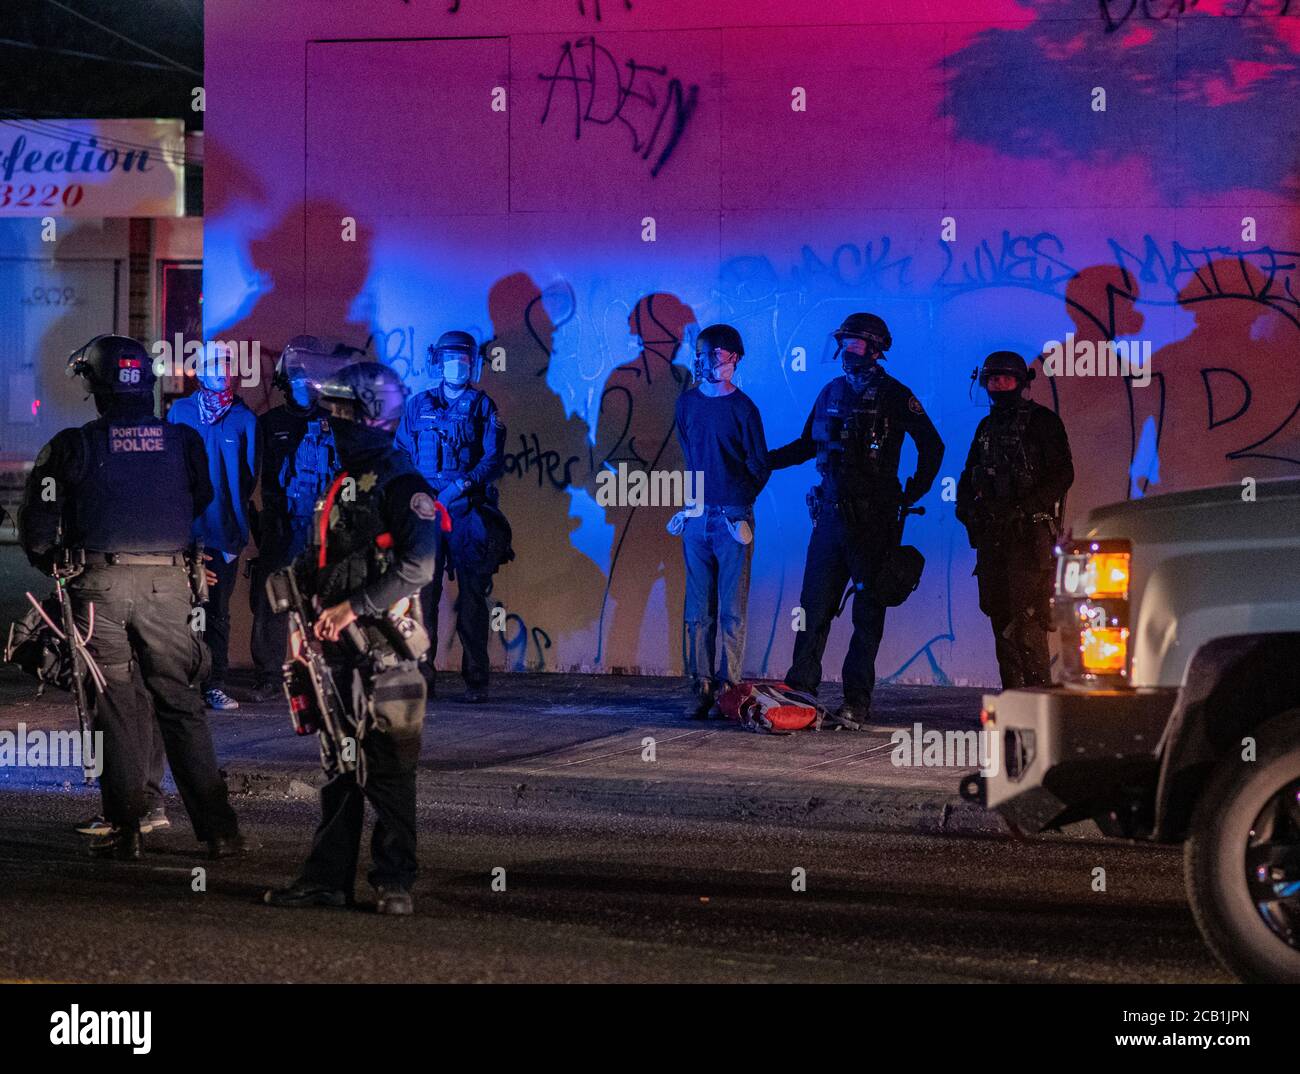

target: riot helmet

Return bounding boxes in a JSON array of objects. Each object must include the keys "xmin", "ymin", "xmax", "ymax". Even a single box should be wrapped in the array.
[
  {"xmin": 67, "ymin": 335, "xmax": 155, "ymax": 396},
  {"xmin": 429, "ymin": 330, "xmax": 481, "ymax": 392},
  {"xmin": 318, "ymin": 360, "xmax": 409, "ymax": 428},
  {"xmin": 978, "ymin": 350, "xmax": 1034, "ymax": 407}
]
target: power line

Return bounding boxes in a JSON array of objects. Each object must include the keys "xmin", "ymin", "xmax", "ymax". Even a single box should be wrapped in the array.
[
  {"xmin": 0, "ymin": 36, "xmax": 182, "ymax": 72},
  {"xmin": 41, "ymin": 0, "xmax": 201, "ymax": 78}
]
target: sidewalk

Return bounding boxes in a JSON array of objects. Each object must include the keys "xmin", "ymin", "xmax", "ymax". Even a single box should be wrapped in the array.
[{"xmin": 0, "ymin": 670, "xmax": 1004, "ymax": 835}]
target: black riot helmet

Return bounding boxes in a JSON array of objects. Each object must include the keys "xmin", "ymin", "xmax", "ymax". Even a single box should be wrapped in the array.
[
  {"xmin": 834, "ymin": 313, "xmax": 891, "ymax": 357},
  {"xmin": 977, "ymin": 350, "xmax": 1035, "ymax": 389},
  {"xmin": 429, "ymin": 330, "xmax": 481, "ymax": 389},
  {"xmin": 273, "ymin": 334, "xmax": 324, "ymax": 392},
  {"xmin": 318, "ymin": 361, "xmax": 409, "ymax": 428},
  {"xmin": 67, "ymin": 334, "xmax": 155, "ymax": 396},
  {"xmin": 693, "ymin": 323, "xmax": 744, "ymax": 382}
]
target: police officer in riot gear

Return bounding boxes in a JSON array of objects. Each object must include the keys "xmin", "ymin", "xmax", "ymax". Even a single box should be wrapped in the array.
[
  {"xmin": 264, "ymin": 360, "xmax": 441, "ymax": 915},
  {"xmin": 395, "ymin": 330, "xmax": 509, "ymax": 704},
  {"xmin": 768, "ymin": 313, "xmax": 945, "ymax": 730},
  {"xmin": 18, "ymin": 335, "xmax": 244, "ymax": 860},
  {"xmin": 248, "ymin": 338, "xmax": 341, "ymax": 701},
  {"xmin": 956, "ymin": 351, "xmax": 1074, "ymax": 688}
]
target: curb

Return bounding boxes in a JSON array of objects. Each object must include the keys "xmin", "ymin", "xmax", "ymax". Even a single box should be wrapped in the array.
[{"xmin": 222, "ymin": 762, "xmax": 1010, "ymax": 837}]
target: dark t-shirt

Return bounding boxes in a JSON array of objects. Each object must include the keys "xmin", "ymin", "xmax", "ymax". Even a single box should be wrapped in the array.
[{"xmin": 674, "ymin": 386, "xmax": 770, "ymax": 507}]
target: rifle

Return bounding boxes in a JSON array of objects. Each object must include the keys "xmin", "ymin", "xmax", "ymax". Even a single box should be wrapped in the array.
[
  {"xmin": 51, "ymin": 555, "xmax": 97, "ymax": 785},
  {"xmin": 265, "ymin": 566, "xmax": 369, "ymax": 784}
]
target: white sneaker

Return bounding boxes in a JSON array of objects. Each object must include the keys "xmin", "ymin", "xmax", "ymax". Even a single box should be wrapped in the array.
[
  {"xmin": 78, "ymin": 808, "xmax": 170, "ymax": 835},
  {"xmin": 204, "ymin": 688, "xmax": 240, "ymax": 711},
  {"xmin": 76, "ymin": 815, "xmax": 113, "ymax": 836},
  {"xmin": 141, "ymin": 807, "xmax": 171, "ymax": 833}
]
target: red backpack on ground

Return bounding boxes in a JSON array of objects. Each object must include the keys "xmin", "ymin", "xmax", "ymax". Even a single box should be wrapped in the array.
[{"xmin": 715, "ymin": 682, "xmax": 820, "ymax": 734}]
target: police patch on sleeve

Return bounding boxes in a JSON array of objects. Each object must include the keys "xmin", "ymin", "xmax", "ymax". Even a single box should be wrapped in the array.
[
  {"xmin": 908, "ymin": 396, "xmax": 925, "ymax": 415},
  {"xmin": 410, "ymin": 492, "xmax": 439, "ymax": 520}
]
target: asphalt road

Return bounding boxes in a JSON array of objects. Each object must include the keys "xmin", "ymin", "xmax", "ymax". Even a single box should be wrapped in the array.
[{"xmin": 0, "ymin": 788, "xmax": 1230, "ymax": 983}]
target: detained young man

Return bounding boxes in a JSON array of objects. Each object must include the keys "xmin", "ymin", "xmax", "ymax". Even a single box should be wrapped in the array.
[{"xmin": 672, "ymin": 324, "xmax": 770, "ymax": 719}]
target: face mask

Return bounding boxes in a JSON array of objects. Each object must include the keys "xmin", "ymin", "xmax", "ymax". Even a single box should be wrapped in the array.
[
  {"xmin": 443, "ymin": 358, "xmax": 471, "ymax": 388},
  {"xmin": 288, "ymin": 378, "xmax": 313, "ymax": 407},
  {"xmin": 842, "ymin": 355, "xmax": 876, "ymax": 393},
  {"xmin": 989, "ymin": 388, "xmax": 1021, "ymax": 407}
]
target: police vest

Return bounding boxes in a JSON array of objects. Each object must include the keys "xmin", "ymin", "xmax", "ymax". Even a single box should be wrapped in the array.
[
  {"xmin": 283, "ymin": 416, "xmax": 338, "ymax": 522},
  {"xmin": 974, "ymin": 403, "xmax": 1037, "ymax": 505},
  {"xmin": 72, "ymin": 417, "xmax": 195, "ymax": 553},
  {"xmin": 306, "ymin": 457, "xmax": 409, "ymax": 608},
  {"xmin": 406, "ymin": 387, "xmax": 486, "ymax": 480},
  {"xmin": 811, "ymin": 375, "xmax": 893, "ymax": 492}
]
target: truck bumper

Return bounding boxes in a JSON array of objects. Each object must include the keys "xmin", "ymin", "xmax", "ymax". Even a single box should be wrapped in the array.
[{"xmin": 973, "ymin": 687, "xmax": 1176, "ymax": 836}]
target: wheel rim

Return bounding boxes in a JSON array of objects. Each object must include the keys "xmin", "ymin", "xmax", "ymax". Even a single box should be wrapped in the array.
[{"xmin": 1245, "ymin": 776, "xmax": 1300, "ymax": 951}]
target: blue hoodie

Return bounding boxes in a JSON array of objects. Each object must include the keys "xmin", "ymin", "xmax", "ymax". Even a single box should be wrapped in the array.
[{"xmin": 166, "ymin": 394, "xmax": 258, "ymax": 555}]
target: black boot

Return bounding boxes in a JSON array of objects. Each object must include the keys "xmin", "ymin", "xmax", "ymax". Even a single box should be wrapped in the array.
[
  {"xmin": 263, "ymin": 880, "xmax": 350, "ymax": 909},
  {"xmin": 687, "ymin": 690, "xmax": 715, "ymax": 721},
  {"xmin": 208, "ymin": 832, "xmax": 248, "ymax": 859},
  {"xmin": 89, "ymin": 824, "xmax": 143, "ymax": 861},
  {"xmin": 827, "ymin": 704, "xmax": 870, "ymax": 732}
]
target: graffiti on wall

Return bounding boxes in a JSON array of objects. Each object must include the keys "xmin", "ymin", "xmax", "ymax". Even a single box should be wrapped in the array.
[{"xmin": 538, "ymin": 37, "xmax": 698, "ymax": 177}]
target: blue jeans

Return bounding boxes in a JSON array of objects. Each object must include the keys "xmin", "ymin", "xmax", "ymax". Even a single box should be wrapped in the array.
[{"xmin": 682, "ymin": 506, "xmax": 754, "ymax": 695}]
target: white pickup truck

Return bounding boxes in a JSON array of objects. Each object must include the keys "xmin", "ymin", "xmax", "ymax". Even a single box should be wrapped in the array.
[{"xmin": 963, "ymin": 478, "xmax": 1300, "ymax": 982}]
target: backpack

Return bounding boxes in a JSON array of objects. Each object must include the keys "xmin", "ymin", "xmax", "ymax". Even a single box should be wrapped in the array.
[{"xmin": 716, "ymin": 682, "xmax": 820, "ymax": 734}]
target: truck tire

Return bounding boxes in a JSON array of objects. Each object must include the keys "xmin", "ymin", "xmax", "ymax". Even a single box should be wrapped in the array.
[{"xmin": 1185, "ymin": 711, "xmax": 1300, "ymax": 982}]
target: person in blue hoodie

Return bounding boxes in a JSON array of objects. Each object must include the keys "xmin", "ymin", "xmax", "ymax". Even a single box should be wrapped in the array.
[{"xmin": 167, "ymin": 345, "xmax": 258, "ymax": 710}]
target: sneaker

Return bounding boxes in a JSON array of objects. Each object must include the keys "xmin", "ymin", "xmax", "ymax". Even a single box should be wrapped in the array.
[
  {"xmin": 204, "ymin": 688, "xmax": 240, "ymax": 711},
  {"xmin": 376, "ymin": 888, "xmax": 414, "ymax": 916},
  {"xmin": 76, "ymin": 815, "xmax": 113, "ymax": 836},
  {"xmin": 141, "ymin": 807, "xmax": 170, "ymax": 833},
  {"xmin": 78, "ymin": 809, "xmax": 169, "ymax": 835}
]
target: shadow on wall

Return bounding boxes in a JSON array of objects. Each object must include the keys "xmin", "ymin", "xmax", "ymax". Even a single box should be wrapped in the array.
[
  {"xmin": 1028, "ymin": 257, "xmax": 1300, "ymax": 528},
  {"xmin": 589, "ymin": 292, "xmax": 694, "ymax": 673},
  {"xmin": 485, "ymin": 271, "xmax": 605, "ymax": 671},
  {"xmin": 217, "ymin": 199, "xmax": 378, "ymax": 414},
  {"xmin": 1143, "ymin": 258, "xmax": 1300, "ymax": 492}
]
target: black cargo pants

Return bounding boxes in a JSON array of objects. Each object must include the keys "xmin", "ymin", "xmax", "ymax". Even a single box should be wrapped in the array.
[{"xmin": 69, "ymin": 563, "xmax": 239, "ymax": 839}]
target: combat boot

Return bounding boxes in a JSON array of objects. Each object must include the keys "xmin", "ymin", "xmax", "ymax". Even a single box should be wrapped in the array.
[{"xmin": 89, "ymin": 824, "xmax": 143, "ymax": 861}]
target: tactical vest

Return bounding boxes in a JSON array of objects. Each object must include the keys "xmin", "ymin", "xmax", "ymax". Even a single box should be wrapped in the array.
[
  {"xmin": 72, "ymin": 418, "xmax": 195, "ymax": 552},
  {"xmin": 406, "ymin": 387, "xmax": 486, "ymax": 482},
  {"xmin": 811, "ymin": 374, "xmax": 892, "ymax": 493},
  {"xmin": 283, "ymin": 416, "xmax": 338, "ymax": 523},
  {"xmin": 974, "ymin": 403, "xmax": 1036, "ymax": 506},
  {"xmin": 306, "ymin": 463, "xmax": 405, "ymax": 609}
]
